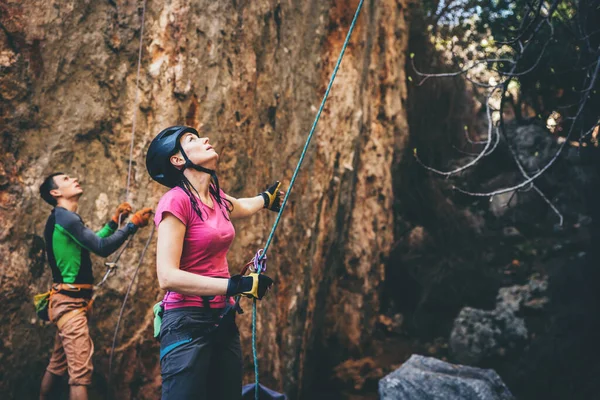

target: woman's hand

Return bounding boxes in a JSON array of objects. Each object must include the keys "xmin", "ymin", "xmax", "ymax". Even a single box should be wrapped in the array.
[
  {"xmin": 260, "ymin": 181, "xmax": 284, "ymax": 212},
  {"xmin": 226, "ymin": 273, "xmax": 274, "ymax": 300},
  {"xmin": 223, "ymin": 181, "xmax": 286, "ymax": 220}
]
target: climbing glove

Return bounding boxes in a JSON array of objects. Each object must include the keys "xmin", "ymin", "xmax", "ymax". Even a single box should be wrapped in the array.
[
  {"xmin": 130, "ymin": 207, "xmax": 153, "ymax": 227},
  {"xmin": 112, "ymin": 202, "xmax": 133, "ymax": 224},
  {"xmin": 226, "ymin": 273, "xmax": 274, "ymax": 300},
  {"xmin": 260, "ymin": 181, "xmax": 284, "ymax": 212}
]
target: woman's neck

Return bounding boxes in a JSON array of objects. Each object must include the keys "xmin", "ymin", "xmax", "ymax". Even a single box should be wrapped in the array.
[{"xmin": 183, "ymin": 169, "xmax": 212, "ymax": 199}]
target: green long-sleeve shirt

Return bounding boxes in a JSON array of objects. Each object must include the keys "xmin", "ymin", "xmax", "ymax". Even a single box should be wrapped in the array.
[{"xmin": 43, "ymin": 207, "xmax": 136, "ymax": 284}]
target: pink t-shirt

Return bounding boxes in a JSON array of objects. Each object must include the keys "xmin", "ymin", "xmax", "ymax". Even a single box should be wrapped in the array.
[{"xmin": 154, "ymin": 186, "xmax": 235, "ymax": 309}]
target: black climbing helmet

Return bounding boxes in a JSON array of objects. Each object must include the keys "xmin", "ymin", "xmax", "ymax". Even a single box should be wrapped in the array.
[{"xmin": 146, "ymin": 125, "xmax": 210, "ymax": 188}]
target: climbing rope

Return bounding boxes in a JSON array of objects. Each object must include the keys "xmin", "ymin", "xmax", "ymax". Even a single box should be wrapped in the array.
[
  {"xmin": 100, "ymin": 0, "xmax": 149, "ymax": 286},
  {"xmin": 125, "ymin": 0, "xmax": 148, "ymax": 203},
  {"xmin": 107, "ymin": 224, "xmax": 155, "ymax": 392},
  {"xmin": 251, "ymin": 1, "xmax": 365, "ymax": 397},
  {"xmin": 105, "ymin": 0, "xmax": 151, "ymax": 396},
  {"xmin": 96, "ymin": 235, "xmax": 133, "ymax": 288}
]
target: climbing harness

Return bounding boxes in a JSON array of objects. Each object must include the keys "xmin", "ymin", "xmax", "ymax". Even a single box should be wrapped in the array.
[
  {"xmin": 33, "ymin": 283, "xmax": 94, "ymax": 322},
  {"xmin": 156, "ymin": 298, "xmax": 239, "ymax": 361},
  {"xmin": 152, "ymin": 250, "xmax": 262, "ymax": 353}
]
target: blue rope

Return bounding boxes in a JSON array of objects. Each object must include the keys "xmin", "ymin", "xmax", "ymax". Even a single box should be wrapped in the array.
[
  {"xmin": 260, "ymin": 0, "xmax": 365, "ymax": 259},
  {"xmin": 252, "ymin": 298, "xmax": 259, "ymax": 399},
  {"xmin": 252, "ymin": 1, "xmax": 365, "ymax": 398}
]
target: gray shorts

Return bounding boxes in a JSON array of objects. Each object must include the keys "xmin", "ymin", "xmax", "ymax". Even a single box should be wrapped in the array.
[{"xmin": 160, "ymin": 307, "xmax": 242, "ymax": 400}]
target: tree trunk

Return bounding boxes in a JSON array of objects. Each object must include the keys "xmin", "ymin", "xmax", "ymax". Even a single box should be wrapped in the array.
[{"xmin": 0, "ymin": 0, "xmax": 409, "ymax": 398}]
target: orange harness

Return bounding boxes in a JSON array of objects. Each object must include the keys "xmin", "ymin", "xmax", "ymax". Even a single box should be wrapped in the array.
[{"xmin": 49, "ymin": 283, "xmax": 95, "ymax": 329}]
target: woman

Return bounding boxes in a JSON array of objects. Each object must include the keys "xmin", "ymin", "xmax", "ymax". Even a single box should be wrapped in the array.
[{"xmin": 145, "ymin": 125, "xmax": 282, "ymax": 399}]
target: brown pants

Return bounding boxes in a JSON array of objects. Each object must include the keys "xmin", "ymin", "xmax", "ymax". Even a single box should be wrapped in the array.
[{"xmin": 45, "ymin": 292, "xmax": 94, "ymax": 386}]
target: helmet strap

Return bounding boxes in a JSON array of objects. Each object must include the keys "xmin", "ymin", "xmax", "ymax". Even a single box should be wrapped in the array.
[
  {"xmin": 177, "ymin": 143, "xmax": 221, "ymax": 196},
  {"xmin": 177, "ymin": 143, "xmax": 216, "ymax": 176}
]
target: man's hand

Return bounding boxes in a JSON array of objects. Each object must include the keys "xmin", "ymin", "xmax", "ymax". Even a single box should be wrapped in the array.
[
  {"xmin": 130, "ymin": 207, "xmax": 153, "ymax": 227},
  {"xmin": 111, "ymin": 202, "xmax": 133, "ymax": 224}
]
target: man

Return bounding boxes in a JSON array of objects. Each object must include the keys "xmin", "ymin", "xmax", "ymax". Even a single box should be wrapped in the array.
[{"xmin": 38, "ymin": 172, "xmax": 152, "ymax": 400}]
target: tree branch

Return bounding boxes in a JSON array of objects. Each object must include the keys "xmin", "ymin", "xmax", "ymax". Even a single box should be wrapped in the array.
[{"xmin": 454, "ymin": 55, "xmax": 600, "ymax": 197}]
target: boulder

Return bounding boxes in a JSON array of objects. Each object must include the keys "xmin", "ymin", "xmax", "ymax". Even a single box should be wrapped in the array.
[
  {"xmin": 379, "ymin": 355, "xmax": 515, "ymax": 400},
  {"xmin": 450, "ymin": 275, "xmax": 548, "ymax": 364}
]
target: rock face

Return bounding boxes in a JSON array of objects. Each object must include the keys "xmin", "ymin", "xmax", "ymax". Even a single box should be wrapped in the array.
[
  {"xmin": 450, "ymin": 275, "xmax": 549, "ymax": 364},
  {"xmin": 0, "ymin": 0, "xmax": 409, "ymax": 398},
  {"xmin": 379, "ymin": 355, "xmax": 515, "ymax": 400}
]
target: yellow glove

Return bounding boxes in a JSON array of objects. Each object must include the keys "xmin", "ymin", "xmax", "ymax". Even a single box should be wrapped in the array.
[
  {"xmin": 226, "ymin": 273, "xmax": 274, "ymax": 300},
  {"xmin": 260, "ymin": 181, "xmax": 284, "ymax": 212}
]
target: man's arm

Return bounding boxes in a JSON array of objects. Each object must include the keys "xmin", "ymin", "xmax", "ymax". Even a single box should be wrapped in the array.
[
  {"xmin": 55, "ymin": 209, "xmax": 136, "ymax": 258},
  {"xmin": 96, "ymin": 220, "xmax": 118, "ymax": 238}
]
